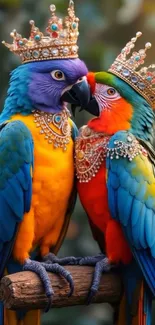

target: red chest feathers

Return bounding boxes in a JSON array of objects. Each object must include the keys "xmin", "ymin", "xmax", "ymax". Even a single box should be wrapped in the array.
[
  {"xmin": 75, "ymin": 125, "xmax": 132, "ymax": 264},
  {"xmin": 75, "ymin": 125, "xmax": 111, "ymax": 234},
  {"xmin": 77, "ymin": 164, "xmax": 110, "ymax": 234}
]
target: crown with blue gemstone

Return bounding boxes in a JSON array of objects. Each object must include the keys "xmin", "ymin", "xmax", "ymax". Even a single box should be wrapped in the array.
[
  {"xmin": 108, "ymin": 32, "xmax": 155, "ymax": 109},
  {"xmin": 2, "ymin": 0, "xmax": 79, "ymax": 64}
]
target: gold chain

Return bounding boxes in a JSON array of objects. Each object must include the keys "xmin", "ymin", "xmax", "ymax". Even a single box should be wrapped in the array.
[{"xmin": 33, "ymin": 107, "xmax": 71, "ymax": 151}]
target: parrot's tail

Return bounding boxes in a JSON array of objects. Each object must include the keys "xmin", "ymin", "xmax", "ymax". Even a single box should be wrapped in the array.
[
  {"xmin": 2, "ymin": 306, "xmax": 41, "ymax": 325},
  {"xmin": 0, "ymin": 302, "xmax": 4, "ymax": 324},
  {"xmin": 116, "ymin": 282, "xmax": 152, "ymax": 325}
]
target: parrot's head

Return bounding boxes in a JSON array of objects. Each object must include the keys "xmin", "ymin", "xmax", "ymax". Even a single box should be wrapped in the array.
[
  {"xmin": 72, "ymin": 71, "xmax": 154, "ymax": 142},
  {"xmin": 3, "ymin": 58, "xmax": 90, "ymax": 118}
]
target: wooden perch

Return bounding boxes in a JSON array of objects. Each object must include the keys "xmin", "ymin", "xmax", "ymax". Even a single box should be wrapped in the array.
[{"xmin": 0, "ymin": 266, "xmax": 122, "ymax": 310}]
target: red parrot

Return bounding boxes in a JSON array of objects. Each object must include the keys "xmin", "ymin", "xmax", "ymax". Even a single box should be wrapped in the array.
[{"xmin": 54, "ymin": 33, "xmax": 155, "ymax": 325}]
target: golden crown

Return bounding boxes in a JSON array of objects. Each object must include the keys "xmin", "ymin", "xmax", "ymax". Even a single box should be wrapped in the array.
[
  {"xmin": 108, "ymin": 32, "xmax": 155, "ymax": 109},
  {"xmin": 2, "ymin": 0, "xmax": 79, "ymax": 64}
]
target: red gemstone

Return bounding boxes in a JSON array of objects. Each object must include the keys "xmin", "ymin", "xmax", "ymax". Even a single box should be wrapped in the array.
[
  {"xmin": 52, "ymin": 32, "xmax": 58, "ymax": 38},
  {"xmin": 85, "ymin": 161, "xmax": 90, "ymax": 167}
]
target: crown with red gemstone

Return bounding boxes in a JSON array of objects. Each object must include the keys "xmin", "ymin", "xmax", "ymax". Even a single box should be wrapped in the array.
[
  {"xmin": 108, "ymin": 32, "xmax": 155, "ymax": 109},
  {"xmin": 2, "ymin": 0, "xmax": 79, "ymax": 64}
]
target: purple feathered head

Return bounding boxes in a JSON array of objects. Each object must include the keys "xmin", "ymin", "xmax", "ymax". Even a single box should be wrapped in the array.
[{"xmin": 27, "ymin": 58, "xmax": 89, "ymax": 113}]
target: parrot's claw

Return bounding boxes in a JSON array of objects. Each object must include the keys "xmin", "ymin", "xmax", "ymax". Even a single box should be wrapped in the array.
[
  {"xmin": 86, "ymin": 256, "xmax": 111, "ymax": 304},
  {"xmin": 41, "ymin": 262, "xmax": 74, "ymax": 297},
  {"xmin": 43, "ymin": 252, "xmax": 82, "ymax": 265},
  {"xmin": 79, "ymin": 253, "xmax": 106, "ymax": 266},
  {"xmin": 45, "ymin": 296, "xmax": 53, "ymax": 313},
  {"xmin": 23, "ymin": 259, "xmax": 54, "ymax": 311},
  {"xmin": 87, "ymin": 287, "xmax": 97, "ymax": 305},
  {"xmin": 42, "ymin": 253, "xmax": 111, "ymax": 304},
  {"xmin": 41, "ymin": 253, "xmax": 111, "ymax": 305},
  {"xmin": 54, "ymin": 253, "xmax": 111, "ymax": 304},
  {"xmin": 23, "ymin": 258, "xmax": 74, "ymax": 310}
]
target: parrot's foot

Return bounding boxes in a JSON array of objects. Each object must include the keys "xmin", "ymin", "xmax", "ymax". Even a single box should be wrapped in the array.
[
  {"xmin": 43, "ymin": 252, "xmax": 82, "ymax": 265},
  {"xmin": 78, "ymin": 254, "xmax": 111, "ymax": 304},
  {"xmin": 43, "ymin": 253, "xmax": 112, "ymax": 304},
  {"xmin": 23, "ymin": 258, "xmax": 74, "ymax": 312}
]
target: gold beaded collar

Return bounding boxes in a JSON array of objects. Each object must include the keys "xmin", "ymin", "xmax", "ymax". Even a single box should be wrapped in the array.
[
  {"xmin": 75, "ymin": 126, "xmax": 148, "ymax": 183},
  {"xmin": 33, "ymin": 107, "xmax": 71, "ymax": 151}
]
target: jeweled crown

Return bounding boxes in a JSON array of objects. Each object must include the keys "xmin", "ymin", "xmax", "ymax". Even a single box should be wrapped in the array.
[
  {"xmin": 2, "ymin": 0, "xmax": 79, "ymax": 64},
  {"xmin": 108, "ymin": 32, "xmax": 155, "ymax": 109}
]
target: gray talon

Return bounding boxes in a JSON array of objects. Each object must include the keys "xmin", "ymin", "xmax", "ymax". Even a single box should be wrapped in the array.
[{"xmin": 23, "ymin": 257, "xmax": 75, "ymax": 311}]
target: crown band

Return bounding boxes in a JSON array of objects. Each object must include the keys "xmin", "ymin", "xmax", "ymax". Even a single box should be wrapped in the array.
[
  {"xmin": 13, "ymin": 44, "xmax": 78, "ymax": 64},
  {"xmin": 108, "ymin": 32, "xmax": 155, "ymax": 109},
  {"xmin": 109, "ymin": 61, "xmax": 154, "ymax": 108},
  {"xmin": 2, "ymin": 0, "xmax": 79, "ymax": 64}
]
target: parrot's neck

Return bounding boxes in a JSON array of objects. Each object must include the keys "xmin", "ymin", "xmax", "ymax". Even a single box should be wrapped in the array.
[
  {"xmin": 0, "ymin": 94, "xmax": 33, "ymax": 124},
  {"xmin": 33, "ymin": 103, "xmax": 64, "ymax": 114},
  {"xmin": 88, "ymin": 102, "xmax": 155, "ymax": 145},
  {"xmin": 0, "ymin": 95, "xmax": 65, "ymax": 124}
]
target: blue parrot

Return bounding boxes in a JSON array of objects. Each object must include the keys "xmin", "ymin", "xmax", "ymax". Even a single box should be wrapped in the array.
[{"xmin": 0, "ymin": 57, "xmax": 89, "ymax": 325}]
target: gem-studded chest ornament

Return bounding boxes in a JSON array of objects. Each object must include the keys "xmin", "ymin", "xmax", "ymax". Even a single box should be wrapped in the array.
[
  {"xmin": 33, "ymin": 107, "xmax": 71, "ymax": 151},
  {"xmin": 75, "ymin": 126, "xmax": 148, "ymax": 183}
]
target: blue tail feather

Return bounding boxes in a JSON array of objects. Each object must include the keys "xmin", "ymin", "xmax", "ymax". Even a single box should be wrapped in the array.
[
  {"xmin": 134, "ymin": 250, "xmax": 155, "ymax": 296},
  {"xmin": 144, "ymin": 287, "xmax": 152, "ymax": 325},
  {"xmin": 0, "ymin": 302, "xmax": 4, "ymax": 325}
]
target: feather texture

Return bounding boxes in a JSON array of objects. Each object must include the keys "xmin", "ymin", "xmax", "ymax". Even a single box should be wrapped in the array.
[
  {"xmin": 0, "ymin": 121, "xmax": 33, "ymax": 279},
  {"xmin": 107, "ymin": 130, "xmax": 155, "ymax": 296}
]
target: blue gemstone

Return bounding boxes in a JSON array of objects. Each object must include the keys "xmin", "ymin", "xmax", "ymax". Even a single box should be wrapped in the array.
[
  {"xmin": 55, "ymin": 115, "xmax": 61, "ymax": 123},
  {"xmin": 146, "ymin": 76, "xmax": 152, "ymax": 81},
  {"xmin": 131, "ymin": 76, "xmax": 138, "ymax": 83},
  {"xmin": 19, "ymin": 40, "xmax": 24, "ymax": 46},
  {"xmin": 72, "ymin": 22, "xmax": 77, "ymax": 29},
  {"xmin": 33, "ymin": 50, "xmax": 40, "ymax": 58},
  {"xmin": 138, "ymin": 82, "xmax": 145, "ymax": 90},
  {"xmin": 42, "ymin": 49, "xmax": 49, "ymax": 57},
  {"xmin": 122, "ymin": 69, "xmax": 130, "ymax": 77},
  {"xmin": 34, "ymin": 34, "xmax": 41, "ymax": 41},
  {"xmin": 135, "ymin": 55, "xmax": 140, "ymax": 61},
  {"xmin": 51, "ymin": 24, "xmax": 58, "ymax": 31},
  {"xmin": 25, "ymin": 51, "xmax": 31, "ymax": 59}
]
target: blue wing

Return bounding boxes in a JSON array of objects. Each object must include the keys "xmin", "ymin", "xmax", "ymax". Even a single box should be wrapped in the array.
[
  {"xmin": 106, "ymin": 131, "xmax": 155, "ymax": 295},
  {"xmin": 0, "ymin": 120, "xmax": 33, "ymax": 278}
]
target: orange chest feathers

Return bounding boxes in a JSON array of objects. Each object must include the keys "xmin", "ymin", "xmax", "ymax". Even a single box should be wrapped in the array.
[{"xmin": 11, "ymin": 113, "xmax": 74, "ymax": 255}]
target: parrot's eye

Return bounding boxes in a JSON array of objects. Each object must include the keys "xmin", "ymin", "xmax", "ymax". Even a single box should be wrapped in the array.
[
  {"xmin": 51, "ymin": 70, "xmax": 65, "ymax": 81},
  {"xmin": 107, "ymin": 88, "xmax": 116, "ymax": 96},
  {"xmin": 100, "ymin": 85, "xmax": 121, "ymax": 100}
]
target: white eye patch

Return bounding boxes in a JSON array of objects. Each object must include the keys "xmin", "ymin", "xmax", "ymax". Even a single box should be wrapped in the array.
[{"xmin": 94, "ymin": 83, "xmax": 121, "ymax": 111}]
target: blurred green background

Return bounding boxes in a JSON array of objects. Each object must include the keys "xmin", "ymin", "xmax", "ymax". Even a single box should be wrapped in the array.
[{"xmin": 0, "ymin": 0, "xmax": 155, "ymax": 324}]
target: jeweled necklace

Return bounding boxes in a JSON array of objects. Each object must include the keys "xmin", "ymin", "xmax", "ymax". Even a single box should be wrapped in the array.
[
  {"xmin": 33, "ymin": 107, "xmax": 71, "ymax": 151},
  {"xmin": 75, "ymin": 125, "xmax": 110, "ymax": 183},
  {"xmin": 75, "ymin": 126, "xmax": 147, "ymax": 183}
]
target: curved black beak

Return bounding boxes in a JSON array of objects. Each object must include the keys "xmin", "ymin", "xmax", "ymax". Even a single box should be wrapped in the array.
[
  {"xmin": 61, "ymin": 80, "xmax": 91, "ymax": 115},
  {"xmin": 61, "ymin": 79, "xmax": 100, "ymax": 117},
  {"xmin": 83, "ymin": 96, "xmax": 100, "ymax": 116}
]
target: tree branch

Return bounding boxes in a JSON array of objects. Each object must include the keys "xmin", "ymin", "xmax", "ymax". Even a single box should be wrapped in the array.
[{"xmin": 0, "ymin": 266, "xmax": 122, "ymax": 310}]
